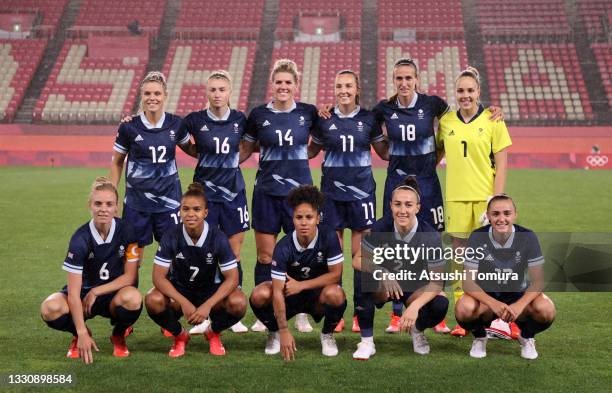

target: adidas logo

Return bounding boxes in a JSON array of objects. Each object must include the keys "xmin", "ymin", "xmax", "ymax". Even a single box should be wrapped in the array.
[
  {"xmin": 200, "ymin": 125, "xmax": 209, "ymax": 132},
  {"xmin": 135, "ymin": 134, "xmax": 144, "ymax": 142},
  {"xmin": 484, "ymin": 254, "xmax": 495, "ymax": 261},
  {"xmin": 449, "ymin": 130, "xmax": 455, "ymax": 136},
  {"xmin": 262, "ymin": 120, "xmax": 270, "ymax": 127},
  {"xmin": 366, "ymin": 220, "xmax": 373, "ymax": 225},
  {"xmin": 391, "ymin": 113, "xmax": 398, "ymax": 120},
  {"xmin": 176, "ymin": 252, "xmax": 185, "ymax": 259},
  {"xmin": 243, "ymin": 223, "xmax": 248, "ymax": 229},
  {"xmin": 329, "ymin": 124, "xmax": 337, "ymax": 130}
]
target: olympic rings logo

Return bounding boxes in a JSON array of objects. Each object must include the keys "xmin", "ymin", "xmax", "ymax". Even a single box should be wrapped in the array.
[{"xmin": 586, "ymin": 155, "xmax": 609, "ymax": 167}]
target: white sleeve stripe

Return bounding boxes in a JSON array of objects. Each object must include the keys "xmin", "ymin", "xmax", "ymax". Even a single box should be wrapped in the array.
[
  {"xmin": 371, "ymin": 135, "xmax": 385, "ymax": 143},
  {"xmin": 528, "ymin": 256, "xmax": 544, "ymax": 262},
  {"xmin": 428, "ymin": 260, "xmax": 446, "ymax": 268},
  {"xmin": 272, "ymin": 274, "xmax": 287, "ymax": 281},
  {"xmin": 327, "ymin": 258, "xmax": 344, "ymax": 266},
  {"xmin": 528, "ymin": 259, "xmax": 545, "ymax": 266},
  {"xmin": 113, "ymin": 143, "xmax": 127, "ymax": 154},
  {"xmin": 311, "ymin": 137, "xmax": 322, "ymax": 144},
  {"xmin": 154, "ymin": 259, "xmax": 171, "ymax": 268},
  {"xmin": 63, "ymin": 262, "xmax": 83, "ymax": 270},
  {"xmin": 219, "ymin": 259, "xmax": 238, "ymax": 267},
  {"xmin": 242, "ymin": 134, "xmax": 256, "ymax": 142},
  {"xmin": 178, "ymin": 135, "xmax": 190, "ymax": 144},
  {"xmin": 220, "ymin": 262, "xmax": 238, "ymax": 272},
  {"xmin": 62, "ymin": 265, "xmax": 83, "ymax": 274},
  {"xmin": 155, "ymin": 256, "xmax": 172, "ymax": 263},
  {"xmin": 327, "ymin": 254, "xmax": 343, "ymax": 262}
]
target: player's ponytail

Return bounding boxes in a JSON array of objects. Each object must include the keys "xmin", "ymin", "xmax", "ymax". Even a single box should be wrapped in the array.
[
  {"xmin": 456, "ymin": 66, "xmax": 480, "ymax": 87},
  {"xmin": 183, "ymin": 182, "xmax": 207, "ymax": 208},
  {"xmin": 89, "ymin": 176, "xmax": 118, "ymax": 203},
  {"xmin": 270, "ymin": 58, "xmax": 300, "ymax": 83},
  {"xmin": 336, "ymin": 69, "xmax": 361, "ymax": 105},
  {"xmin": 287, "ymin": 185, "xmax": 325, "ymax": 212},
  {"xmin": 392, "ymin": 175, "xmax": 421, "ymax": 203}
]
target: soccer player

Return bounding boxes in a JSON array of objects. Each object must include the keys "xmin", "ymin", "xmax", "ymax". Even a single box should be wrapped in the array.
[
  {"xmin": 40, "ymin": 177, "xmax": 142, "ymax": 364},
  {"xmin": 249, "ymin": 185, "xmax": 346, "ymax": 360},
  {"xmin": 144, "ymin": 183, "xmax": 247, "ymax": 357},
  {"xmin": 437, "ymin": 66, "xmax": 512, "ymax": 336},
  {"xmin": 308, "ymin": 70, "xmax": 388, "ymax": 332},
  {"xmin": 455, "ymin": 194, "xmax": 556, "ymax": 359},
  {"xmin": 351, "ymin": 177, "xmax": 449, "ymax": 360},
  {"xmin": 242, "ymin": 59, "xmax": 319, "ymax": 333},
  {"xmin": 110, "ymin": 71, "xmax": 196, "ymax": 269},
  {"xmin": 180, "ymin": 70, "xmax": 250, "ymax": 333}
]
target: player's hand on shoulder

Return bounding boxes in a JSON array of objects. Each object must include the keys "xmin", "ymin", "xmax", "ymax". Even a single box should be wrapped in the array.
[
  {"xmin": 488, "ymin": 105, "xmax": 504, "ymax": 122},
  {"xmin": 317, "ymin": 104, "xmax": 333, "ymax": 120},
  {"xmin": 279, "ymin": 329, "xmax": 297, "ymax": 361},
  {"xmin": 120, "ymin": 113, "xmax": 136, "ymax": 123}
]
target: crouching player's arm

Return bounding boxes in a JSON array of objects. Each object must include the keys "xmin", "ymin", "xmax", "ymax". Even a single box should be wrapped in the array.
[
  {"xmin": 66, "ymin": 273, "xmax": 98, "ymax": 364},
  {"xmin": 271, "ymin": 277, "xmax": 296, "ymax": 361},
  {"xmin": 284, "ymin": 263, "xmax": 342, "ymax": 296},
  {"xmin": 507, "ymin": 258, "xmax": 545, "ymax": 322},
  {"xmin": 462, "ymin": 265, "xmax": 516, "ymax": 322},
  {"xmin": 152, "ymin": 263, "xmax": 197, "ymax": 322},
  {"xmin": 188, "ymin": 266, "xmax": 239, "ymax": 325},
  {"xmin": 400, "ymin": 263, "xmax": 445, "ymax": 333}
]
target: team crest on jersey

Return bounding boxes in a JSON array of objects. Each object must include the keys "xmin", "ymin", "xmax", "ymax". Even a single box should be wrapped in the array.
[
  {"xmin": 169, "ymin": 130, "xmax": 176, "ymax": 141},
  {"xmin": 329, "ymin": 124, "xmax": 337, "ymax": 131},
  {"xmin": 233, "ymin": 123, "xmax": 240, "ymax": 133},
  {"xmin": 299, "ymin": 116, "xmax": 305, "ymax": 126},
  {"xmin": 478, "ymin": 128, "xmax": 484, "ymax": 135},
  {"xmin": 118, "ymin": 245, "xmax": 125, "ymax": 258},
  {"xmin": 515, "ymin": 251, "xmax": 521, "ymax": 264},
  {"xmin": 262, "ymin": 120, "xmax": 270, "ymax": 127},
  {"xmin": 206, "ymin": 252, "xmax": 213, "ymax": 264},
  {"xmin": 200, "ymin": 124, "xmax": 209, "ymax": 132},
  {"xmin": 418, "ymin": 109, "xmax": 425, "ymax": 120},
  {"xmin": 317, "ymin": 251, "xmax": 324, "ymax": 263},
  {"xmin": 357, "ymin": 121, "xmax": 364, "ymax": 132},
  {"xmin": 135, "ymin": 134, "xmax": 144, "ymax": 142},
  {"xmin": 67, "ymin": 252, "xmax": 74, "ymax": 259},
  {"xmin": 391, "ymin": 113, "xmax": 398, "ymax": 120}
]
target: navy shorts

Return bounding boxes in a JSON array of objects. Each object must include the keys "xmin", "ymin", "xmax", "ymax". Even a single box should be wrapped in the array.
[
  {"xmin": 321, "ymin": 194, "xmax": 376, "ymax": 231},
  {"xmin": 206, "ymin": 190, "xmax": 250, "ymax": 236},
  {"xmin": 123, "ymin": 204, "xmax": 180, "ymax": 247},
  {"xmin": 172, "ymin": 283, "xmax": 220, "ymax": 309},
  {"xmin": 383, "ymin": 174, "xmax": 445, "ymax": 232},
  {"xmin": 61, "ymin": 286, "xmax": 116, "ymax": 319},
  {"xmin": 251, "ymin": 187, "xmax": 294, "ymax": 234},
  {"xmin": 487, "ymin": 291, "xmax": 524, "ymax": 305},
  {"xmin": 284, "ymin": 288, "xmax": 325, "ymax": 323}
]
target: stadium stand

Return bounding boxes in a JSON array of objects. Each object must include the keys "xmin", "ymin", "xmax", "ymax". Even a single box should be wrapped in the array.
[
  {"xmin": 174, "ymin": 0, "xmax": 263, "ymax": 39},
  {"xmin": 591, "ymin": 43, "xmax": 612, "ymax": 109},
  {"xmin": 477, "ymin": 0, "xmax": 570, "ymax": 38},
  {"xmin": 269, "ymin": 42, "xmax": 360, "ymax": 106},
  {"xmin": 34, "ymin": 40, "xmax": 146, "ymax": 123},
  {"xmin": 378, "ymin": 41, "xmax": 469, "ymax": 103},
  {"xmin": 162, "ymin": 40, "xmax": 256, "ymax": 114},
  {"xmin": 378, "ymin": 0, "xmax": 464, "ymax": 40},
  {"xmin": 0, "ymin": 39, "xmax": 47, "ymax": 122},
  {"xmin": 276, "ymin": 0, "xmax": 361, "ymax": 40},
  {"xmin": 0, "ymin": 0, "xmax": 68, "ymax": 37},
  {"xmin": 579, "ymin": 0, "xmax": 611, "ymax": 39},
  {"xmin": 72, "ymin": 0, "xmax": 165, "ymax": 37},
  {"xmin": 484, "ymin": 43, "xmax": 593, "ymax": 121}
]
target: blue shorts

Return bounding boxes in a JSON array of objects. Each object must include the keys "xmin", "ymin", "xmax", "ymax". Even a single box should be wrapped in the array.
[
  {"xmin": 61, "ymin": 286, "xmax": 116, "ymax": 319},
  {"xmin": 172, "ymin": 283, "xmax": 220, "ymax": 308},
  {"xmin": 206, "ymin": 190, "xmax": 250, "ymax": 236},
  {"xmin": 321, "ymin": 194, "xmax": 376, "ymax": 231},
  {"xmin": 122, "ymin": 204, "xmax": 180, "ymax": 247},
  {"xmin": 285, "ymin": 288, "xmax": 325, "ymax": 323},
  {"xmin": 383, "ymin": 174, "xmax": 445, "ymax": 232},
  {"xmin": 251, "ymin": 187, "xmax": 294, "ymax": 234},
  {"xmin": 487, "ymin": 291, "xmax": 524, "ymax": 305}
]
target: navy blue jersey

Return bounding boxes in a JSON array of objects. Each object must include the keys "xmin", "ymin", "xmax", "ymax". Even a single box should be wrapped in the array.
[
  {"xmin": 114, "ymin": 112, "xmax": 190, "ymax": 213},
  {"xmin": 271, "ymin": 226, "xmax": 343, "ymax": 282},
  {"xmin": 244, "ymin": 102, "xmax": 317, "ymax": 196},
  {"xmin": 465, "ymin": 225, "xmax": 544, "ymax": 292},
  {"xmin": 62, "ymin": 218, "xmax": 139, "ymax": 290},
  {"xmin": 182, "ymin": 109, "xmax": 247, "ymax": 202},
  {"xmin": 312, "ymin": 107, "xmax": 384, "ymax": 202},
  {"xmin": 154, "ymin": 222, "xmax": 238, "ymax": 294},
  {"xmin": 373, "ymin": 94, "xmax": 448, "ymax": 179}
]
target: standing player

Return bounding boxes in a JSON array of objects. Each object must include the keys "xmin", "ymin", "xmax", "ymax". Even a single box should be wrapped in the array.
[
  {"xmin": 437, "ymin": 66, "xmax": 512, "ymax": 336},
  {"xmin": 455, "ymin": 194, "xmax": 555, "ymax": 359},
  {"xmin": 145, "ymin": 183, "xmax": 247, "ymax": 357},
  {"xmin": 40, "ymin": 177, "xmax": 142, "ymax": 364},
  {"xmin": 181, "ymin": 70, "xmax": 249, "ymax": 333},
  {"xmin": 352, "ymin": 177, "xmax": 449, "ymax": 360},
  {"xmin": 308, "ymin": 70, "xmax": 388, "ymax": 332},
  {"xmin": 242, "ymin": 59, "xmax": 319, "ymax": 333},
  {"xmin": 249, "ymin": 185, "xmax": 346, "ymax": 360},
  {"xmin": 110, "ymin": 71, "xmax": 196, "ymax": 269}
]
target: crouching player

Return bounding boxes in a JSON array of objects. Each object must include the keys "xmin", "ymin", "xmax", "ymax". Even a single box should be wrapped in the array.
[
  {"xmin": 455, "ymin": 194, "xmax": 555, "ymax": 359},
  {"xmin": 40, "ymin": 177, "xmax": 142, "ymax": 364},
  {"xmin": 250, "ymin": 185, "xmax": 347, "ymax": 360},
  {"xmin": 145, "ymin": 183, "xmax": 247, "ymax": 357},
  {"xmin": 353, "ymin": 177, "xmax": 449, "ymax": 360}
]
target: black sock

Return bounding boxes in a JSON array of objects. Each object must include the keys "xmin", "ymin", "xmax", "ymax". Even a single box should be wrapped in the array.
[
  {"xmin": 254, "ymin": 261, "xmax": 271, "ymax": 285},
  {"xmin": 237, "ymin": 261, "xmax": 243, "ymax": 287},
  {"xmin": 111, "ymin": 305, "xmax": 143, "ymax": 337},
  {"xmin": 458, "ymin": 316, "xmax": 492, "ymax": 338},
  {"xmin": 517, "ymin": 317, "xmax": 553, "ymax": 339},
  {"xmin": 249, "ymin": 297, "xmax": 278, "ymax": 332},
  {"xmin": 353, "ymin": 270, "xmax": 362, "ymax": 317},
  {"xmin": 322, "ymin": 300, "xmax": 347, "ymax": 334},
  {"xmin": 392, "ymin": 300, "xmax": 404, "ymax": 317},
  {"xmin": 356, "ymin": 292, "xmax": 375, "ymax": 337},
  {"xmin": 415, "ymin": 295, "xmax": 449, "ymax": 332},
  {"xmin": 147, "ymin": 307, "xmax": 182, "ymax": 336},
  {"xmin": 44, "ymin": 313, "xmax": 77, "ymax": 336},
  {"xmin": 210, "ymin": 308, "xmax": 244, "ymax": 333}
]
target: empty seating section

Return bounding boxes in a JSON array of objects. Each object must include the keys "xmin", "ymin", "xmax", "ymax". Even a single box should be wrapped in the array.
[
  {"xmin": 35, "ymin": 40, "xmax": 145, "ymax": 122},
  {"xmin": 579, "ymin": 0, "xmax": 611, "ymax": 39},
  {"xmin": 162, "ymin": 40, "xmax": 256, "ymax": 114},
  {"xmin": 378, "ymin": 41, "xmax": 468, "ymax": 103},
  {"xmin": 477, "ymin": 0, "xmax": 570, "ymax": 37},
  {"xmin": 277, "ymin": 0, "xmax": 361, "ymax": 39},
  {"xmin": 484, "ymin": 43, "xmax": 593, "ymax": 121},
  {"xmin": 74, "ymin": 0, "xmax": 164, "ymax": 35},
  {"xmin": 175, "ymin": 0, "xmax": 263, "ymax": 39},
  {"xmin": 269, "ymin": 42, "xmax": 360, "ymax": 106},
  {"xmin": 0, "ymin": 40, "xmax": 46, "ymax": 121},
  {"xmin": 0, "ymin": 0, "xmax": 68, "ymax": 36},
  {"xmin": 378, "ymin": 0, "xmax": 464, "ymax": 39},
  {"xmin": 591, "ymin": 43, "xmax": 612, "ymax": 109}
]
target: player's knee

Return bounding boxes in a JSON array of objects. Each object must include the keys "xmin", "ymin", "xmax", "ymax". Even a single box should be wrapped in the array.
[
  {"xmin": 256, "ymin": 252, "xmax": 273, "ymax": 264},
  {"xmin": 531, "ymin": 295, "xmax": 556, "ymax": 323},
  {"xmin": 249, "ymin": 284, "xmax": 272, "ymax": 308},
  {"xmin": 40, "ymin": 296, "xmax": 67, "ymax": 320},
  {"xmin": 226, "ymin": 291, "xmax": 247, "ymax": 316},
  {"xmin": 454, "ymin": 296, "xmax": 478, "ymax": 321},
  {"xmin": 322, "ymin": 285, "xmax": 345, "ymax": 307},
  {"xmin": 144, "ymin": 288, "xmax": 166, "ymax": 313},
  {"xmin": 116, "ymin": 287, "xmax": 142, "ymax": 310}
]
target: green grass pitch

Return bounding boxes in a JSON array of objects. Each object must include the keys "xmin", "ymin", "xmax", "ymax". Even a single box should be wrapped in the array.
[{"xmin": 1, "ymin": 167, "xmax": 611, "ymax": 392}]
